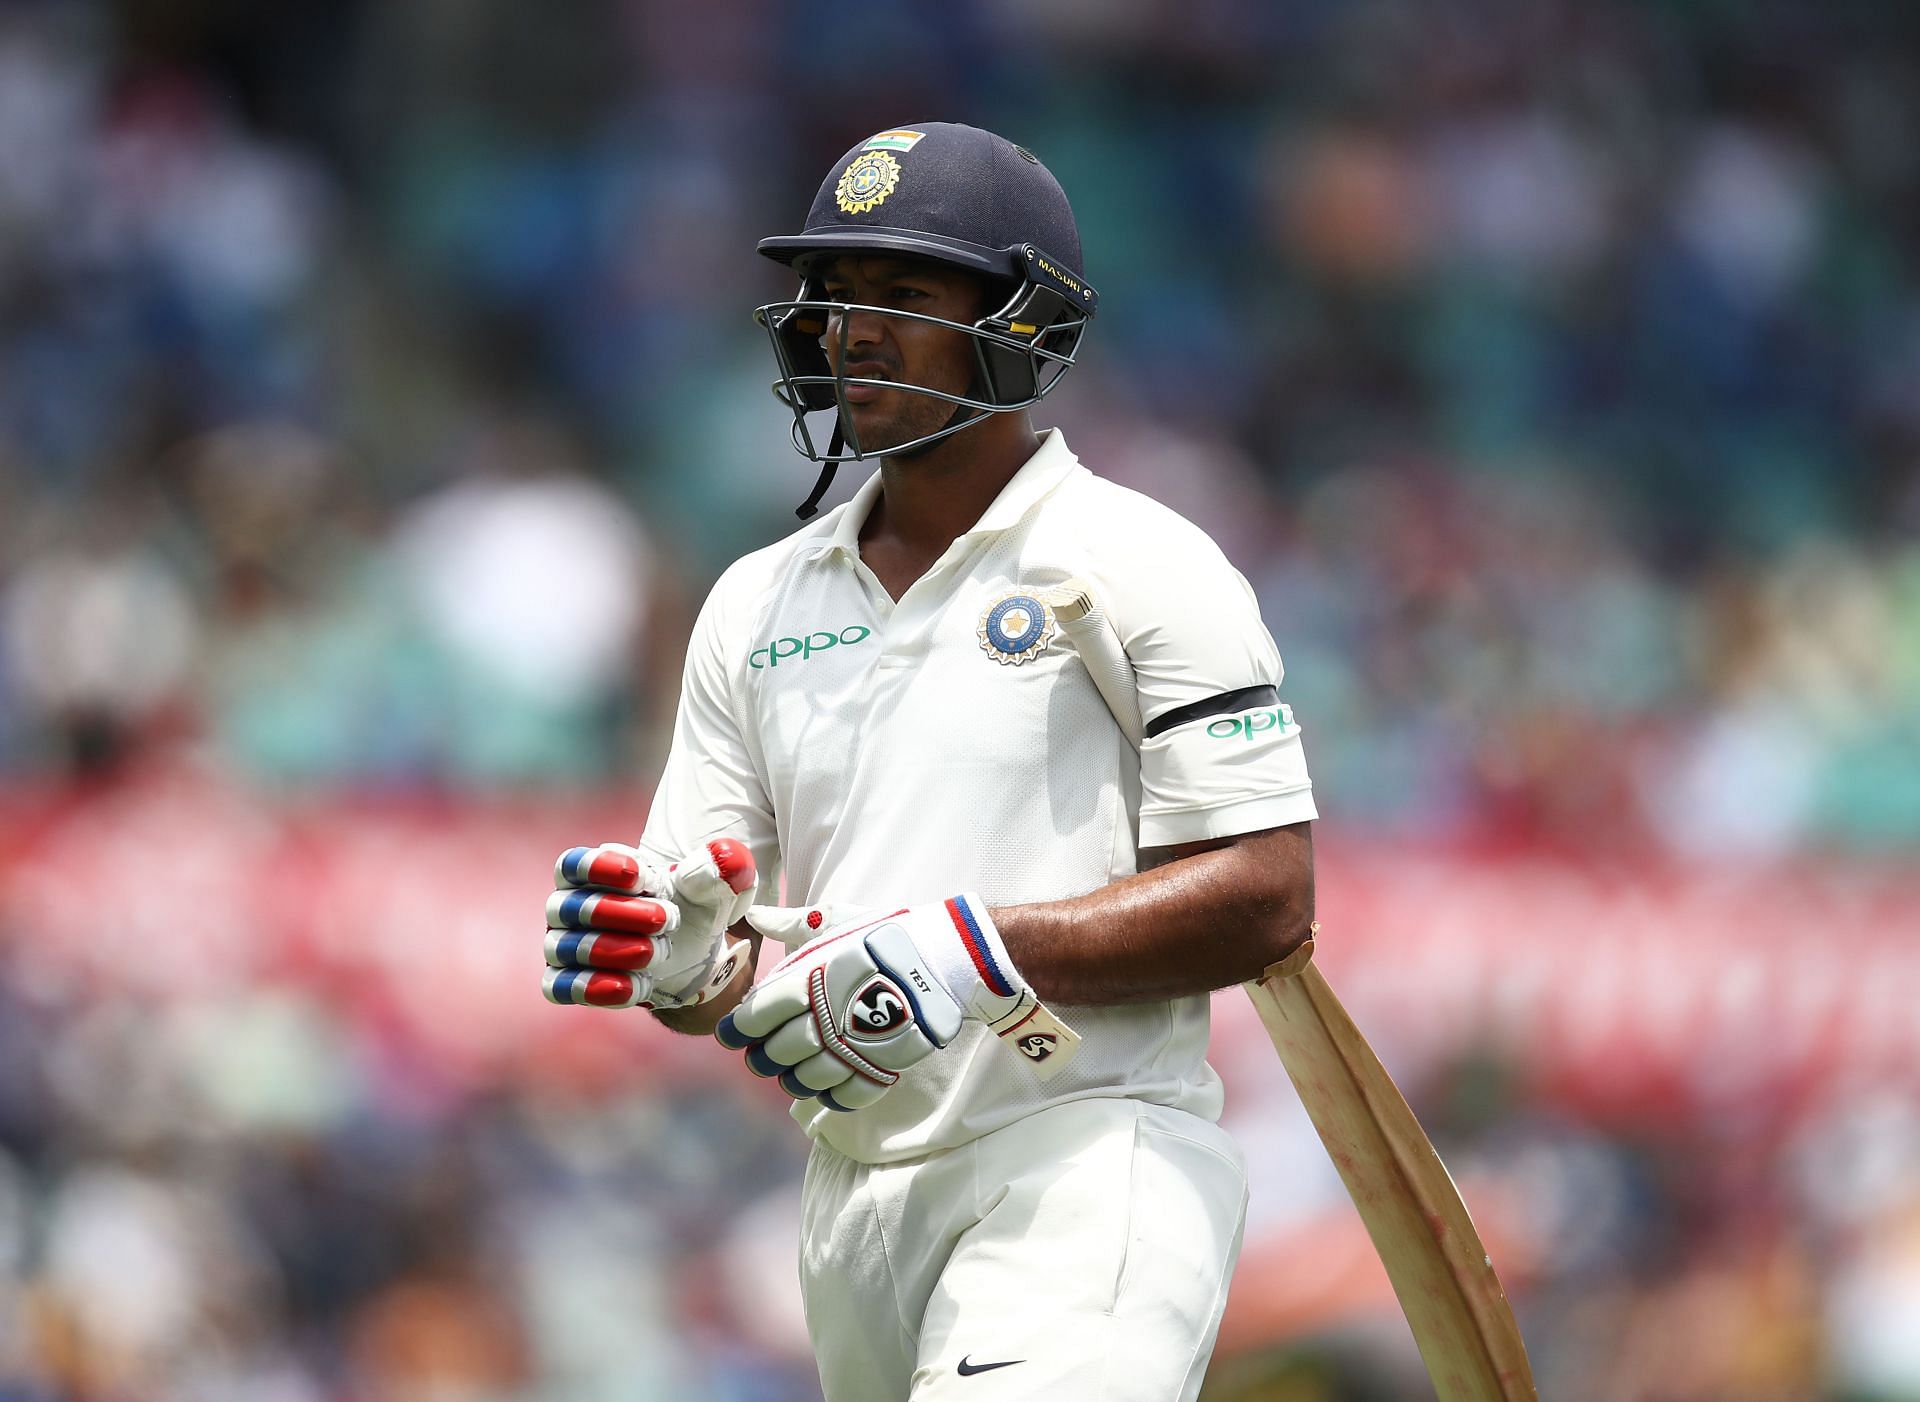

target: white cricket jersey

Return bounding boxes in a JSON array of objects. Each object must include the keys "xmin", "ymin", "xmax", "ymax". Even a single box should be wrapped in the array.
[{"xmin": 641, "ymin": 429, "xmax": 1316, "ymax": 1163}]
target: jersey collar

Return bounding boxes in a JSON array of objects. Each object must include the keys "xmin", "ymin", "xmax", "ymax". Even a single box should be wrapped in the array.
[{"xmin": 813, "ymin": 428, "xmax": 1081, "ymax": 559}]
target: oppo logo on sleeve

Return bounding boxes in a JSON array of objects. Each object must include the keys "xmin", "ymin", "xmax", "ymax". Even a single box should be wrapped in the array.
[
  {"xmin": 1206, "ymin": 704, "xmax": 1296, "ymax": 740},
  {"xmin": 749, "ymin": 625, "xmax": 872, "ymax": 669}
]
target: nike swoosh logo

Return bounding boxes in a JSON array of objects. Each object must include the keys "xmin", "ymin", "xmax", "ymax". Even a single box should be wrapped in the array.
[{"xmin": 956, "ymin": 1355, "xmax": 1025, "ymax": 1376}]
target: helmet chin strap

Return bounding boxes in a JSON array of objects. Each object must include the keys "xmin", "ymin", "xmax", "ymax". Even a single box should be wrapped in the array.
[
  {"xmin": 795, "ymin": 424, "xmax": 844, "ymax": 519},
  {"xmin": 793, "ymin": 374, "xmax": 989, "ymax": 519}
]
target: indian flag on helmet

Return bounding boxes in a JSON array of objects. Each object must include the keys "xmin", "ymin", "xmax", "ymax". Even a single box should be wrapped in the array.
[{"xmin": 863, "ymin": 129, "xmax": 926, "ymax": 152}]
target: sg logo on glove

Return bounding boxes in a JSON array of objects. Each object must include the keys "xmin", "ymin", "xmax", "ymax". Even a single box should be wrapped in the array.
[
  {"xmin": 1016, "ymin": 1032, "xmax": 1059, "ymax": 1062},
  {"xmin": 848, "ymin": 976, "xmax": 911, "ymax": 1037},
  {"xmin": 717, "ymin": 896, "xmax": 1080, "ymax": 1114}
]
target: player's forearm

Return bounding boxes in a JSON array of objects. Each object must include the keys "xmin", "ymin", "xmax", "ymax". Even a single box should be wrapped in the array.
[{"xmin": 992, "ymin": 823, "xmax": 1314, "ymax": 1005}]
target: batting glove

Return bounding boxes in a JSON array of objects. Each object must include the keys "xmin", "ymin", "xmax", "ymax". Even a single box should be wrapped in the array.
[
  {"xmin": 542, "ymin": 838, "xmax": 757, "ymax": 1011},
  {"xmin": 715, "ymin": 896, "xmax": 1080, "ymax": 1112}
]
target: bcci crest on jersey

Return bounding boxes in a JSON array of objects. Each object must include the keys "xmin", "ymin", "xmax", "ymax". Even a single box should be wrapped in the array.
[{"xmin": 977, "ymin": 592, "xmax": 1056, "ymax": 666}]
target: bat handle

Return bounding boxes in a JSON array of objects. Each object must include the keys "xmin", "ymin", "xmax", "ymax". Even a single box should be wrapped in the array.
[
  {"xmin": 1260, "ymin": 927, "xmax": 1318, "ymax": 982},
  {"xmin": 1047, "ymin": 578, "xmax": 1144, "ymax": 748}
]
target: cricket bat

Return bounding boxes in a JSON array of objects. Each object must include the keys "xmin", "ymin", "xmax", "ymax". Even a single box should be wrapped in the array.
[{"xmin": 1047, "ymin": 580, "xmax": 1538, "ymax": 1401}]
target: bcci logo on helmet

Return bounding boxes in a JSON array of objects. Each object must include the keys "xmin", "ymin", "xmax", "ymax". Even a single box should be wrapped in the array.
[{"xmin": 835, "ymin": 151, "xmax": 901, "ymax": 214}]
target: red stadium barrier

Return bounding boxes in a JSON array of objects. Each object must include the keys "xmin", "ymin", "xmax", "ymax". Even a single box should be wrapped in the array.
[{"xmin": 3, "ymin": 770, "xmax": 1915, "ymax": 1130}]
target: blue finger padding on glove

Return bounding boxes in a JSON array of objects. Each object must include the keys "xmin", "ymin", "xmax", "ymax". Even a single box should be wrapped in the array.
[
  {"xmin": 560, "ymin": 847, "xmax": 592, "ymax": 883},
  {"xmin": 547, "ymin": 969, "xmax": 580, "ymax": 1002},
  {"xmin": 820, "ymin": 1088, "xmax": 856, "ymax": 1113},
  {"xmin": 556, "ymin": 890, "xmax": 592, "ymax": 927},
  {"xmin": 715, "ymin": 1013, "xmax": 752, "ymax": 1050},
  {"xmin": 745, "ymin": 1043, "xmax": 786, "ymax": 1079},
  {"xmin": 779, "ymin": 1069, "xmax": 822, "ymax": 1100},
  {"xmin": 552, "ymin": 931, "xmax": 584, "ymax": 965}
]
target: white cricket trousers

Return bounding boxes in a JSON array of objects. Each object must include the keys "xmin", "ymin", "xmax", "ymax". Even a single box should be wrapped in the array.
[{"xmin": 799, "ymin": 1097, "xmax": 1248, "ymax": 1401}]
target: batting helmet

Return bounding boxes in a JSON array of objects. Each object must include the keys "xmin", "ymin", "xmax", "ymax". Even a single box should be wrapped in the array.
[{"xmin": 754, "ymin": 122, "xmax": 1098, "ymax": 516}]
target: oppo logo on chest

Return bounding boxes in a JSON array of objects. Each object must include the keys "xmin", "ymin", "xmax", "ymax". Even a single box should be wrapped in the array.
[{"xmin": 749, "ymin": 624, "xmax": 872, "ymax": 669}]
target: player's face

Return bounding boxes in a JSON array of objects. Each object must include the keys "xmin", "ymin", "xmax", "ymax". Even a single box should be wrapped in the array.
[{"xmin": 817, "ymin": 256, "xmax": 990, "ymax": 456}]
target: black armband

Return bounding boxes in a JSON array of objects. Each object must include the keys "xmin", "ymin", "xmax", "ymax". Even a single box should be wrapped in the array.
[{"xmin": 1142, "ymin": 684, "xmax": 1279, "ymax": 740}]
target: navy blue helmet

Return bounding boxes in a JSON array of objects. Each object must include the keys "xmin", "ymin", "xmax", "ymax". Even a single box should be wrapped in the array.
[{"xmin": 755, "ymin": 123, "xmax": 1098, "ymax": 516}]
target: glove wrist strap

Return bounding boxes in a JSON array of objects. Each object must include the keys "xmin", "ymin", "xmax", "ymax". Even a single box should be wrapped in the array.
[
  {"xmin": 933, "ymin": 894, "xmax": 1022, "ymax": 1008},
  {"xmin": 937, "ymin": 894, "xmax": 1081, "ymax": 1080}
]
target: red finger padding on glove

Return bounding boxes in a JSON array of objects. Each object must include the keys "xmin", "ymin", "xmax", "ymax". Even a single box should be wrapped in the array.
[
  {"xmin": 547, "ymin": 889, "xmax": 672, "ymax": 935},
  {"xmin": 543, "ymin": 968, "xmax": 644, "ymax": 1008},
  {"xmin": 544, "ymin": 929, "xmax": 658, "ymax": 971},
  {"xmin": 554, "ymin": 846, "xmax": 644, "ymax": 891},
  {"xmin": 702, "ymin": 837, "xmax": 756, "ymax": 894}
]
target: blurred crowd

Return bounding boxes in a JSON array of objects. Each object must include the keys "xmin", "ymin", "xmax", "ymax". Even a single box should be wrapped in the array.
[
  {"xmin": 1, "ymin": 0, "xmax": 1915, "ymax": 850},
  {"xmin": 1, "ymin": 0, "xmax": 1918, "ymax": 1398},
  {"xmin": 0, "ymin": 943, "xmax": 821, "ymax": 1401}
]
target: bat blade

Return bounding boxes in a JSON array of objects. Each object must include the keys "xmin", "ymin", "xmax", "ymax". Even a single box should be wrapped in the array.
[{"xmin": 1247, "ymin": 941, "xmax": 1537, "ymax": 1400}]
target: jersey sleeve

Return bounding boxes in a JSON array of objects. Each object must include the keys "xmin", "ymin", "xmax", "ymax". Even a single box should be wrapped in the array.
[
  {"xmin": 639, "ymin": 565, "xmax": 781, "ymax": 887},
  {"xmin": 1100, "ymin": 515, "xmax": 1317, "ymax": 849}
]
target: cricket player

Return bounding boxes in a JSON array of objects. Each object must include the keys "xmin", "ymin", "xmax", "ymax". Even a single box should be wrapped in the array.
[{"xmin": 542, "ymin": 123, "xmax": 1317, "ymax": 1400}]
